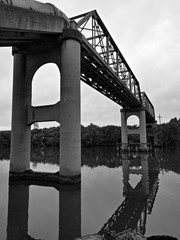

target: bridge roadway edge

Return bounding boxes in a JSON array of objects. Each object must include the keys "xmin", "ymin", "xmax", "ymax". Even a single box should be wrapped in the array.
[{"xmin": 0, "ymin": 2, "xmax": 69, "ymax": 35}]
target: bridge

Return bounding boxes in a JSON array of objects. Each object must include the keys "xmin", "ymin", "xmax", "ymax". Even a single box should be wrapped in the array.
[{"xmin": 0, "ymin": 0, "xmax": 156, "ymax": 180}]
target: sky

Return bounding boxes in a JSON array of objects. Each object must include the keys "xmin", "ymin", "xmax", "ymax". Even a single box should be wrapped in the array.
[{"xmin": 0, "ymin": 0, "xmax": 180, "ymax": 129}]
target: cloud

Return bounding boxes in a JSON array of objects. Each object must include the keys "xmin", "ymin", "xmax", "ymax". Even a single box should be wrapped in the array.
[
  {"xmin": 1, "ymin": 0, "xmax": 180, "ymax": 129},
  {"xmin": 110, "ymin": 0, "xmax": 180, "ymax": 123},
  {"xmin": 81, "ymin": 82, "xmax": 120, "ymax": 126},
  {"xmin": 0, "ymin": 48, "xmax": 12, "ymax": 129},
  {"xmin": 32, "ymin": 63, "xmax": 60, "ymax": 106}
]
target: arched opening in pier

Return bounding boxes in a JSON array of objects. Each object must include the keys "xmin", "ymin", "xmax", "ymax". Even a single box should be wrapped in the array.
[
  {"xmin": 32, "ymin": 63, "xmax": 60, "ymax": 106},
  {"xmin": 127, "ymin": 115, "xmax": 139, "ymax": 129},
  {"xmin": 127, "ymin": 115, "xmax": 140, "ymax": 148},
  {"xmin": 32, "ymin": 63, "xmax": 60, "ymax": 129},
  {"xmin": 31, "ymin": 64, "xmax": 60, "ymax": 173}
]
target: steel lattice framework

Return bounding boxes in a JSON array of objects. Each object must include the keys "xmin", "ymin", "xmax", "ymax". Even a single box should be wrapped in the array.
[{"xmin": 70, "ymin": 10, "xmax": 155, "ymax": 122}]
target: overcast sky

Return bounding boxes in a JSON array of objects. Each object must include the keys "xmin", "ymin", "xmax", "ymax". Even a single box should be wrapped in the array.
[{"xmin": 0, "ymin": 0, "xmax": 180, "ymax": 129}]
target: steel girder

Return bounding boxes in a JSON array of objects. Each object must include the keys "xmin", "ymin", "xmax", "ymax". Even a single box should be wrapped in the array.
[{"xmin": 70, "ymin": 10, "xmax": 155, "ymax": 122}]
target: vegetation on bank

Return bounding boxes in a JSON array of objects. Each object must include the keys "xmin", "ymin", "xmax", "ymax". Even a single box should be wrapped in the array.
[
  {"xmin": 31, "ymin": 124, "xmax": 121, "ymax": 147},
  {"xmin": 0, "ymin": 117, "xmax": 180, "ymax": 148},
  {"xmin": 155, "ymin": 118, "xmax": 180, "ymax": 148}
]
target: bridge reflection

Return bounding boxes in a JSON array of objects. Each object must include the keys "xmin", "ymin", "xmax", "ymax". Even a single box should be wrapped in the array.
[
  {"xmin": 7, "ymin": 183, "xmax": 81, "ymax": 240},
  {"xmin": 6, "ymin": 150, "xmax": 161, "ymax": 240},
  {"xmin": 98, "ymin": 153, "xmax": 159, "ymax": 239}
]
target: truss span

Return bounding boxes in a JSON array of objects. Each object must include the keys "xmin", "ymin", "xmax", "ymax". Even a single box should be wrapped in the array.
[{"xmin": 71, "ymin": 10, "xmax": 155, "ymax": 123}]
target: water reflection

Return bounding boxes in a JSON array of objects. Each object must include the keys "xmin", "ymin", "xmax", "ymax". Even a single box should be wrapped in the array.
[
  {"xmin": 7, "ymin": 182, "xmax": 81, "ymax": 240},
  {"xmin": 7, "ymin": 185, "xmax": 29, "ymax": 240},
  {"xmin": 82, "ymin": 147, "xmax": 120, "ymax": 168},
  {"xmin": 98, "ymin": 153, "xmax": 159, "ymax": 239},
  {"xmin": 31, "ymin": 147, "xmax": 59, "ymax": 166},
  {"xmin": 0, "ymin": 147, "xmax": 10, "ymax": 160},
  {"xmin": 1, "ymin": 147, "xmax": 180, "ymax": 239}
]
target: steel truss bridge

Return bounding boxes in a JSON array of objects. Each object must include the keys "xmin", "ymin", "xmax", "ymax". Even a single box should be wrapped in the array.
[
  {"xmin": 0, "ymin": 3, "xmax": 155, "ymax": 123},
  {"xmin": 71, "ymin": 10, "xmax": 155, "ymax": 123}
]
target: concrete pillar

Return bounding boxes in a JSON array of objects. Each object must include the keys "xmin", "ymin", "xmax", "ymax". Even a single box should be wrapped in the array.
[
  {"xmin": 10, "ymin": 52, "xmax": 31, "ymax": 172},
  {"xmin": 121, "ymin": 110, "xmax": 128, "ymax": 150},
  {"xmin": 60, "ymin": 29, "xmax": 82, "ymax": 176},
  {"xmin": 120, "ymin": 108, "xmax": 147, "ymax": 151},
  {"xmin": 139, "ymin": 110, "xmax": 147, "ymax": 149},
  {"xmin": 7, "ymin": 185, "xmax": 29, "ymax": 240}
]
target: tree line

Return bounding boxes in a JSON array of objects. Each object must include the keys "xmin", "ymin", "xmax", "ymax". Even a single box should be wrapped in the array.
[
  {"xmin": 0, "ymin": 124, "xmax": 121, "ymax": 148},
  {"xmin": 0, "ymin": 118, "xmax": 180, "ymax": 148},
  {"xmin": 154, "ymin": 117, "xmax": 180, "ymax": 148}
]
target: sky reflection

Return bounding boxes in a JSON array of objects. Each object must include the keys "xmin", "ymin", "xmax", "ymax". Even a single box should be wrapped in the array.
[
  {"xmin": 82, "ymin": 166, "xmax": 123, "ymax": 235},
  {"xmin": 0, "ymin": 148, "xmax": 180, "ymax": 239}
]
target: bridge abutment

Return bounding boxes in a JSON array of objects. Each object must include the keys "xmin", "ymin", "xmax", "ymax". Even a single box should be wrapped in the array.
[{"xmin": 120, "ymin": 108, "xmax": 148, "ymax": 151}]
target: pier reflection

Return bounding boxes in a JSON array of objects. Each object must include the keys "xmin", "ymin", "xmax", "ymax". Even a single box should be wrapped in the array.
[
  {"xmin": 7, "ymin": 185, "xmax": 29, "ymax": 240},
  {"xmin": 7, "ymin": 182, "xmax": 81, "ymax": 240},
  {"xmin": 98, "ymin": 153, "xmax": 159, "ymax": 239},
  {"xmin": 5, "ymin": 148, "xmax": 169, "ymax": 239}
]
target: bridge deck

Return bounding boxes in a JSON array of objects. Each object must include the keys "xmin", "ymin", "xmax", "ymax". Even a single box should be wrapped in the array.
[{"xmin": 81, "ymin": 38, "xmax": 142, "ymax": 109}]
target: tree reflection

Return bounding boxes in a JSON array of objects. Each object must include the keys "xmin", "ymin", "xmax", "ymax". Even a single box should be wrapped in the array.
[
  {"xmin": 81, "ymin": 147, "xmax": 120, "ymax": 168},
  {"xmin": 0, "ymin": 147, "xmax": 10, "ymax": 160},
  {"xmin": 4, "ymin": 147, "xmax": 180, "ymax": 239},
  {"xmin": 31, "ymin": 147, "xmax": 59, "ymax": 165}
]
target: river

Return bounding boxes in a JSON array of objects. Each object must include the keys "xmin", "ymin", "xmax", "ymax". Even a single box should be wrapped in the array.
[{"xmin": 0, "ymin": 147, "xmax": 180, "ymax": 239}]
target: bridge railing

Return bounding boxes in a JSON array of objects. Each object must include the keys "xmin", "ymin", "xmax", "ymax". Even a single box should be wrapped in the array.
[
  {"xmin": 70, "ymin": 10, "xmax": 142, "ymax": 103},
  {"xmin": 141, "ymin": 92, "xmax": 155, "ymax": 120}
]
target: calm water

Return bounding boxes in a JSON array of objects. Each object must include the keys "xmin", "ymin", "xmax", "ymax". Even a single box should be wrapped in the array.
[{"xmin": 0, "ymin": 147, "xmax": 180, "ymax": 239}]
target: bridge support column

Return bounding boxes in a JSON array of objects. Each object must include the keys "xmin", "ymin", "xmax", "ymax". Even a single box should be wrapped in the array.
[
  {"xmin": 139, "ymin": 110, "xmax": 147, "ymax": 150},
  {"xmin": 60, "ymin": 29, "xmax": 82, "ymax": 177},
  {"xmin": 120, "ymin": 108, "xmax": 148, "ymax": 151},
  {"xmin": 121, "ymin": 110, "xmax": 128, "ymax": 150},
  {"xmin": 9, "ymin": 28, "xmax": 82, "ymax": 181},
  {"xmin": 10, "ymin": 52, "xmax": 31, "ymax": 172}
]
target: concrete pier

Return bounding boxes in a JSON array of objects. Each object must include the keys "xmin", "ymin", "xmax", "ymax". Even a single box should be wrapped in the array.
[
  {"xmin": 10, "ymin": 28, "xmax": 82, "ymax": 182},
  {"xmin": 121, "ymin": 108, "xmax": 148, "ymax": 151},
  {"xmin": 10, "ymin": 52, "xmax": 31, "ymax": 172},
  {"xmin": 60, "ymin": 28, "xmax": 82, "ymax": 177},
  {"xmin": 121, "ymin": 109, "xmax": 128, "ymax": 150}
]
